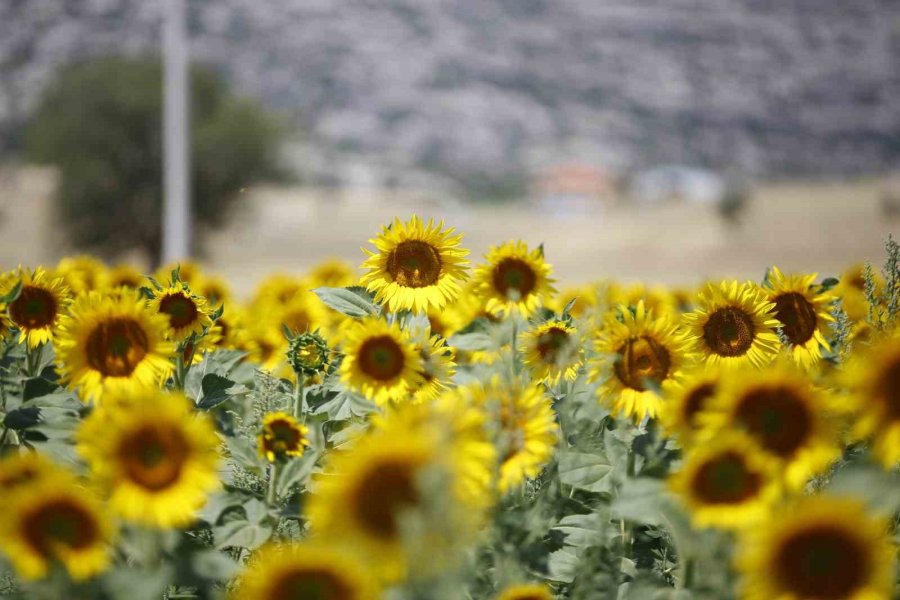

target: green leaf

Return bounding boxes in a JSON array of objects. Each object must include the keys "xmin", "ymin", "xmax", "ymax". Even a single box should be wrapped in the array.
[
  {"xmin": 190, "ymin": 549, "xmax": 240, "ymax": 581},
  {"xmin": 3, "ymin": 406, "xmax": 40, "ymax": 430},
  {"xmin": 611, "ymin": 478, "xmax": 667, "ymax": 526},
  {"xmin": 309, "ymin": 388, "xmax": 375, "ymax": 420},
  {"xmin": 213, "ymin": 520, "xmax": 273, "ymax": 550},
  {"xmin": 275, "ymin": 452, "xmax": 319, "ymax": 497},
  {"xmin": 225, "ymin": 435, "xmax": 266, "ymax": 475},
  {"xmin": 312, "ymin": 286, "xmax": 379, "ymax": 317},
  {"xmin": 826, "ymin": 463, "xmax": 900, "ymax": 516},
  {"xmin": 552, "ymin": 512, "xmax": 608, "ymax": 552},
  {"xmin": 0, "ymin": 280, "xmax": 22, "ymax": 304},
  {"xmin": 197, "ymin": 373, "xmax": 236, "ymax": 409},
  {"xmin": 103, "ymin": 566, "xmax": 174, "ymax": 600},
  {"xmin": 242, "ymin": 498, "xmax": 270, "ymax": 524},
  {"xmin": 447, "ymin": 331, "xmax": 493, "ymax": 351},
  {"xmin": 558, "ymin": 451, "xmax": 614, "ymax": 493},
  {"xmin": 23, "ymin": 377, "xmax": 58, "ymax": 401},
  {"xmin": 547, "ymin": 548, "xmax": 580, "ymax": 583}
]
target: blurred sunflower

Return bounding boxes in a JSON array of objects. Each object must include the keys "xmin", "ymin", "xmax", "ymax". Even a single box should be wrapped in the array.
[
  {"xmin": 844, "ymin": 334, "xmax": 900, "ymax": 467},
  {"xmin": 411, "ymin": 331, "xmax": 456, "ymax": 403},
  {"xmin": 520, "ymin": 320, "xmax": 583, "ymax": 385},
  {"xmin": 736, "ymin": 496, "xmax": 895, "ymax": 600},
  {"xmin": 659, "ymin": 366, "xmax": 724, "ymax": 444},
  {"xmin": 834, "ymin": 263, "xmax": 877, "ymax": 323},
  {"xmin": 669, "ymin": 430, "xmax": 781, "ymax": 530},
  {"xmin": 307, "ymin": 418, "xmax": 477, "ymax": 581},
  {"xmin": 683, "ymin": 281, "xmax": 780, "ymax": 369},
  {"xmin": 232, "ymin": 542, "xmax": 379, "ymax": 600},
  {"xmin": 306, "ymin": 258, "xmax": 358, "ymax": 289},
  {"xmin": 360, "ymin": 215, "xmax": 469, "ymax": 314},
  {"xmin": 155, "ymin": 260, "xmax": 202, "ymax": 288},
  {"xmin": 55, "ymin": 289, "xmax": 174, "ymax": 402},
  {"xmin": 764, "ymin": 267, "xmax": 834, "ymax": 369},
  {"xmin": 3, "ymin": 267, "xmax": 70, "ymax": 348},
  {"xmin": 149, "ymin": 283, "xmax": 214, "ymax": 342},
  {"xmin": 55, "ymin": 255, "xmax": 109, "ymax": 294},
  {"xmin": 475, "ymin": 379, "xmax": 558, "ymax": 493},
  {"xmin": 0, "ymin": 452, "xmax": 59, "ymax": 496},
  {"xmin": 258, "ymin": 412, "xmax": 309, "ymax": 462},
  {"xmin": 0, "ymin": 473, "xmax": 112, "ymax": 581},
  {"xmin": 252, "ymin": 273, "xmax": 307, "ymax": 307},
  {"xmin": 107, "ymin": 264, "xmax": 145, "ymax": 290},
  {"xmin": 76, "ymin": 388, "xmax": 220, "ymax": 528},
  {"xmin": 474, "ymin": 240, "xmax": 555, "ymax": 317},
  {"xmin": 592, "ymin": 302, "xmax": 692, "ymax": 422},
  {"xmin": 495, "ymin": 583, "xmax": 554, "ymax": 600},
  {"xmin": 702, "ymin": 366, "xmax": 838, "ymax": 489},
  {"xmin": 340, "ymin": 317, "xmax": 423, "ymax": 405},
  {"xmin": 276, "ymin": 290, "xmax": 327, "ymax": 335}
]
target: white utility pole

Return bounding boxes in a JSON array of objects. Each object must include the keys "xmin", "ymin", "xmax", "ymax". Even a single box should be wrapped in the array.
[{"xmin": 162, "ymin": 0, "xmax": 191, "ymax": 263}]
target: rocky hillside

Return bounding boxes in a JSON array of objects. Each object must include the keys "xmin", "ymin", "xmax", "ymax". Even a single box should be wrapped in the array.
[{"xmin": 2, "ymin": 0, "xmax": 899, "ymax": 187}]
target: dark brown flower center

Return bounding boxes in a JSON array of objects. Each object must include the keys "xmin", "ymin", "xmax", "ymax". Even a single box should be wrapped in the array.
[
  {"xmin": 264, "ymin": 419, "xmax": 303, "ymax": 456},
  {"xmin": 691, "ymin": 451, "xmax": 762, "ymax": 504},
  {"xmin": 682, "ymin": 382, "xmax": 716, "ymax": 425},
  {"xmin": 702, "ymin": 307, "xmax": 757, "ymax": 357},
  {"xmin": 159, "ymin": 292, "xmax": 199, "ymax": 330},
  {"xmin": 0, "ymin": 465, "xmax": 40, "ymax": 490},
  {"xmin": 734, "ymin": 387, "xmax": 812, "ymax": 457},
  {"xmin": 387, "ymin": 240, "xmax": 442, "ymax": 288},
  {"xmin": 270, "ymin": 567, "xmax": 354, "ymax": 600},
  {"xmin": 9, "ymin": 285, "xmax": 58, "ymax": 330},
  {"xmin": 492, "ymin": 258, "xmax": 537, "ymax": 300},
  {"xmin": 118, "ymin": 426, "xmax": 189, "ymax": 491},
  {"xmin": 358, "ymin": 336, "xmax": 405, "ymax": 381},
  {"xmin": 23, "ymin": 499, "xmax": 99, "ymax": 555},
  {"xmin": 774, "ymin": 292, "xmax": 818, "ymax": 346},
  {"xmin": 613, "ymin": 335, "xmax": 671, "ymax": 391},
  {"xmin": 352, "ymin": 459, "xmax": 419, "ymax": 538},
  {"xmin": 86, "ymin": 318, "xmax": 150, "ymax": 377},
  {"xmin": 774, "ymin": 526, "xmax": 868, "ymax": 599},
  {"xmin": 876, "ymin": 356, "xmax": 900, "ymax": 420},
  {"xmin": 283, "ymin": 307, "xmax": 313, "ymax": 333},
  {"xmin": 536, "ymin": 327, "xmax": 570, "ymax": 364}
]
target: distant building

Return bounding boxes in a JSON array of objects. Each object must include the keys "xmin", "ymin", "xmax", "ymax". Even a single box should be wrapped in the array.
[
  {"xmin": 630, "ymin": 165, "xmax": 725, "ymax": 206},
  {"xmin": 533, "ymin": 164, "xmax": 616, "ymax": 215}
]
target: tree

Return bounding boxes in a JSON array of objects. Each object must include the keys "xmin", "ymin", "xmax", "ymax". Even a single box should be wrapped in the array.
[{"xmin": 26, "ymin": 57, "xmax": 283, "ymax": 263}]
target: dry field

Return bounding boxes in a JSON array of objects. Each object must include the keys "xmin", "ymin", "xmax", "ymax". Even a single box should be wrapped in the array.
[{"xmin": 2, "ymin": 165, "xmax": 897, "ymax": 294}]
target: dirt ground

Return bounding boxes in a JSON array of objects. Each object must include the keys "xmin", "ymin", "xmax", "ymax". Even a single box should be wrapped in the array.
[{"xmin": 2, "ymin": 165, "xmax": 898, "ymax": 295}]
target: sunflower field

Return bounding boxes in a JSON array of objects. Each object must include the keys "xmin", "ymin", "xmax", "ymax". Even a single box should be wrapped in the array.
[{"xmin": 0, "ymin": 215, "xmax": 898, "ymax": 600}]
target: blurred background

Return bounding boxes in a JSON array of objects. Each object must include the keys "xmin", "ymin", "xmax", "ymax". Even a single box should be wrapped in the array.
[{"xmin": 1, "ymin": 0, "xmax": 899, "ymax": 293}]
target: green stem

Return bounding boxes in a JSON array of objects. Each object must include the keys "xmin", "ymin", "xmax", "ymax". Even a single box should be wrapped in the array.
[
  {"xmin": 24, "ymin": 343, "xmax": 40, "ymax": 378},
  {"xmin": 266, "ymin": 462, "xmax": 278, "ymax": 506},
  {"xmin": 293, "ymin": 379, "xmax": 304, "ymax": 421}
]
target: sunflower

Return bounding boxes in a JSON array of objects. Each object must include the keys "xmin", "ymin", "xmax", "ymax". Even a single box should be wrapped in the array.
[
  {"xmin": 55, "ymin": 255, "xmax": 109, "ymax": 293},
  {"xmin": 3, "ymin": 267, "xmax": 70, "ymax": 348},
  {"xmin": 844, "ymin": 334, "xmax": 900, "ymax": 467},
  {"xmin": 736, "ymin": 496, "xmax": 895, "ymax": 600},
  {"xmin": 683, "ymin": 281, "xmax": 780, "ymax": 369},
  {"xmin": 155, "ymin": 260, "xmax": 202, "ymax": 288},
  {"xmin": 149, "ymin": 283, "xmax": 214, "ymax": 342},
  {"xmin": 258, "ymin": 412, "xmax": 310, "ymax": 462},
  {"xmin": 834, "ymin": 263, "xmax": 877, "ymax": 323},
  {"xmin": 306, "ymin": 259, "xmax": 358, "ymax": 289},
  {"xmin": 339, "ymin": 317, "xmax": 423, "ymax": 405},
  {"xmin": 592, "ymin": 302, "xmax": 692, "ymax": 422},
  {"xmin": 107, "ymin": 264, "xmax": 145, "ymax": 290},
  {"xmin": 306, "ymin": 418, "xmax": 477, "ymax": 581},
  {"xmin": 659, "ymin": 366, "xmax": 724, "ymax": 445},
  {"xmin": 275, "ymin": 290, "xmax": 327, "ymax": 335},
  {"xmin": 252, "ymin": 273, "xmax": 307, "ymax": 307},
  {"xmin": 607, "ymin": 282, "xmax": 678, "ymax": 321},
  {"xmin": 360, "ymin": 215, "xmax": 469, "ymax": 314},
  {"xmin": 669, "ymin": 431, "xmax": 781, "ymax": 530},
  {"xmin": 495, "ymin": 583, "xmax": 554, "ymax": 600},
  {"xmin": 0, "ymin": 452, "xmax": 59, "ymax": 497},
  {"xmin": 411, "ymin": 331, "xmax": 456, "ymax": 403},
  {"xmin": 55, "ymin": 290, "xmax": 174, "ymax": 402},
  {"xmin": 474, "ymin": 241, "xmax": 555, "ymax": 317},
  {"xmin": 764, "ymin": 267, "xmax": 834, "ymax": 369},
  {"xmin": 474, "ymin": 379, "xmax": 558, "ymax": 493},
  {"xmin": 702, "ymin": 366, "xmax": 839, "ymax": 490},
  {"xmin": 521, "ymin": 320, "xmax": 583, "ymax": 386},
  {"xmin": 196, "ymin": 274, "xmax": 232, "ymax": 307},
  {"xmin": 231, "ymin": 542, "xmax": 379, "ymax": 600},
  {"xmin": 0, "ymin": 473, "xmax": 112, "ymax": 581},
  {"xmin": 76, "ymin": 388, "xmax": 220, "ymax": 528}
]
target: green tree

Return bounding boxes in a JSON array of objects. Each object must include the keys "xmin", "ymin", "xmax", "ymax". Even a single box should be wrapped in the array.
[{"xmin": 26, "ymin": 57, "xmax": 283, "ymax": 263}]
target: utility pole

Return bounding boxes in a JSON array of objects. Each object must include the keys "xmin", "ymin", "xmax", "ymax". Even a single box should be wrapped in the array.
[{"xmin": 162, "ymin": 0, "xmax": 191, "ymax": 264}]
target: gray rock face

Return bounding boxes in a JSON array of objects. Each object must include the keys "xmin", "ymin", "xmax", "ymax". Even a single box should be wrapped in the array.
[{"xmin": 2, "ymin": 0, "xmax": 898, "ymax": 184}]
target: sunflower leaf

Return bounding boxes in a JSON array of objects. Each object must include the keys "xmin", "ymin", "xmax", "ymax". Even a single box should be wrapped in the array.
[
  {"xmin": 0, "ymin": 280, "xmax": 21, "ymax": 303},
  {"xmin": 23, "ymin": 377, "xmax": 58, "ymax": 401},
  {"xmin": 275, "ymin": 452, "xmax": 319, "ymax": 497},
  {"xmin": 447, "ymin": 331, "xmax": 493, "ymax": 351},
  {"xmin": 3, "ymin": 406, "xmax": 41, "ymax": 430},
  {"xmin": 213, "ymin": 520, "xmax": 272, "ymax": 551},
  {"xmin": 198, "ymin": 374, "xmax": 236, "ymax": 409},
  {"xmin": 558, "ymin": 451, "xmax": 614, "ymax": 493},
  {"xmin": 312, "ymin": 286, "xmax": 379, "ymax": 317}
]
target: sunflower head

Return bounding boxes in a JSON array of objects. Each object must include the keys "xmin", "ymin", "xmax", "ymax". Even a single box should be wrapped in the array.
[
  {"xmin": 659, "ymin": 366, "xmax": 723, "ymax": 444},
  {"xmin": 76, "ymin": 388, "xmax": 220, "ymax": 528},
  {"xmin": 702, "ymin": 366, "xmax": 838, "ymax": 489},
  {"xmin": 339, "ymin": 317, "xmax": 423, "ymax": 405},
  {"xmin": 4, "ymin": 267, "xmax": 71, "ymax": 348},
  {"xmin": 683, "ymin": 281, "xmax": 780, "ymax": 369},
  {"xmin": 845, "ymin": 334, "xmax": 900, "ymax": 467},
  {"xmin": 307, "ymin": 259, "xmax": 358, "ymax": 289},
  {"xmin": 258, "ymin": 412, "xmax": 310, "ymax": 462},
  {"xmin": 475, "ymin": 241, "xmax": 555, "ymax": 317},
  {"xmin": 0, "ymin": 452, "xmax": 60, "ymax": 497},
  {"xmin": 287, "ymin": 330, "xmax": 330, "ymax": 376},
  {"xmin": 232, "ymin": 542, "xmax": 379, "ymax": 600},
  {"xmin": 592, "ymin": 302, "xmax": 692, "ymax": 422},
  {"xmin": 149, "ymin": 283, "xmax": 213, "ymax": 342},
  {"xmin": 669, "ymin": 430, "xmax": 781, "ymax": 530},
  {"xmin": 764, "ymin": 266, "xmax": 834, "ymax": 369},
  {"xmin": 495, "ymin": 583, "xmax": 554, "ymax": 600},
  {"xmin": 55, "ymin": 255, "xmax": 109, "ymax": 293},
  {"xmin": 55, "ymin": 289, "xmax": 175, "ymax": 402},
  {"xmin": 410, "ymin": 331, "xmax": 456, "ymax": 403},
  {"xmin": 0, "ymin": 472, "xmax": 112, "ymax": 581},
  {"xmin": 737, "ymin": 496, "xmax": 895, "ymax": 600},
  {"xmin": 521, "ymin": 319, "xmax": 583, "ymax": 385},
  {"xmin": 360, "ymin": 215, "xmax": 469, "ymax": 314},
  {"xmin": 107, "ymin": 264, "xmax": 145, "ymax": 290}
]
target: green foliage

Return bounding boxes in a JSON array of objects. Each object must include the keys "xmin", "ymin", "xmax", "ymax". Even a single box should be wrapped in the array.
[{"xmin": 26, "ymin": 57, "xmax": 284, "ymax": 262}]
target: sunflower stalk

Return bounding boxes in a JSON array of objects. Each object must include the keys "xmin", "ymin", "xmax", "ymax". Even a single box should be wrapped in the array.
[{"xmin": 266, "ymin": 462, "xmax": 278, "ymax": 506}]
